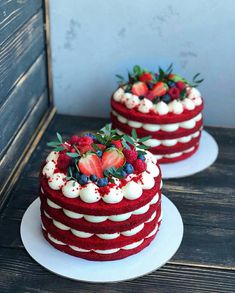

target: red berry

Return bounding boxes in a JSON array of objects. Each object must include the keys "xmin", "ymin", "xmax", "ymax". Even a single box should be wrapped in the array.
[
  {"xmin": 69, "ymin": 135, "xmax": 80, "ymax": 145},
  {"xmin": 146, "ymin": 82, "xmax": 168, "ymax": 100},
  {"xmin": 133, "ymin": 159, "xmax": 147, "ymax": 173},
  {"xmin": 77, "ymin": 136, "xmax": 93, "ymax": 146},
  {"xmin": 111, "ymin": 139, "xmax": 123, "ymax": 149},
  {"xmin": 123, "ymin": 148, "xmax": 138, "ymax": 164},
  {"xmin": 139, "ymin": 73, "xmax": 153, "ymax": 83},
  {"xmin": 78, "ymin": 153, "xmax": 103, "ymax": 178},
  {"xmin": 176, "ymin": 81, "xmax": 186, "ymax": 91},
  {"xmin": 79, "ymin": 145, "xmax": 94, "ymax": 155},
  {"xmin": 96, "ymin": 144, "xmax": 106, "ymax": 151},
  {"xmin": 168, "ymin": 87, "xmax": 180, "ymax": 99},
  {"xmin": 101, "ymin": 149, "xmax": 125, "ymax": 170},
  {"xmin": 57, "ymin": 153, "xmax": 71, "ymax": 171},
  {"xmin": 131, "ymin": 82, "xmax": 148, "ymax": 96}
]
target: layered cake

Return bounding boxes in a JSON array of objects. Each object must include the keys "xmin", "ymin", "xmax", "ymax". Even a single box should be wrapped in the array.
[
  {"xmin": 40, "ymin": 126, "xmax": 162, "ymax": 261},
  {"xmin": 111, "ymin": 65, "xmax": 204, "ymax": 163}
]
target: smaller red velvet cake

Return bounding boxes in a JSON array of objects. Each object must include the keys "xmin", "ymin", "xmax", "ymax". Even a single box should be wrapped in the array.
[
  {"xmin": 111, "ymin": 65, "xmax": 204, "ymax": 163},
  {"xmin": 40, "ymin": 126, "xmax": 162, "ymax": 261}
]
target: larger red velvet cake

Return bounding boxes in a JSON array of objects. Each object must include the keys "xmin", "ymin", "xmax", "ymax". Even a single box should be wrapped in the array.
[
  {"xmin": 39, "ymin": 126, "xmax": 162, "ymax": 261},
  {"xmin": 111, "ymin": 65, "xmax": 204, "ymax": 163}
]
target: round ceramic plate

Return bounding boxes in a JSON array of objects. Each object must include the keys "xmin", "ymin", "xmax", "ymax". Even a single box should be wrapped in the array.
[
  {"xmin": 159, "ymin": 130, "xmax": 219, "ymax": 179},
  {"xmin": 21, "ymin": 195, "xmax": 183, "ymax": 283}
]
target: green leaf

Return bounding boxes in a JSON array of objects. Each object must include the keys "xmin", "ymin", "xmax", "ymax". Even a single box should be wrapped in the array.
[
  {"xmin": 121, "ymin": 138, "xmax": 130, "ymax": 149},
  {"xmin": 56, "ymin": 132, "xmax": 63, "ymax": 143},
  {"xmin": 158, "ymin": 67, "xmax": 165, "ymax": 79},
  {"xmin": 131, "ymin": 129, "xmax": 137, "ymax": 140},
  {"xmin": 53, "ymin": 146, "xmax": 65, "ymax": 151},
  {"xmin": 166, "ymin": 63, "xmax": 173, "ymax": 73},
  {"xmin": 137, "ymin": 150, "xmax": 147, "ymax": 156},
  {"xmin": 47, "ymin": 141, "xmax": 60, "ymax": 147},
  {"xmin": 133, "ymin": 65, "xmax": 142, "ymax": 76},
  {"xmin": 66, "ymin": 152, "xmax": 79, "ymax": 158},
  {"xmin": 195, "ymin": 78, "xmax": 204, "ymax": 83},
  {"xmin": 115, "ymin": 74, "xmax": 125, "ymax": 80},
  {"xmin": 66, "ymin": 176, "xmax": 72, "ymax": 181},
  {"xmin": 123, "ymin": 135, "xmax": 135, "ymax": 146},
  {"xmin": 138, "ymin": 136, "xmax": 152, "ymax": 142},
  {"xmin": 137, "ymin": 144, "xmax": 149, "ymax": 150},
  {"xmin": 192, "ymin": 73, "xmax": 200, "ymax": 81}
]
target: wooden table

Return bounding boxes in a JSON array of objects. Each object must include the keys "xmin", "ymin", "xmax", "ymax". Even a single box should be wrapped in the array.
[{"xmin": 0, "ymin": 114, "xmax": 234, "ymax": 292}]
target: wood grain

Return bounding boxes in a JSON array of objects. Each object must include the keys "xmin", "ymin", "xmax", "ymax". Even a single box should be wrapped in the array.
[
  {"xmin": 0, "ymin": 0, "xmax": 42, "ymax": 45},
  {"xmin": 0, "ymin": 10, "xmax": 45, "ymax": 104},
  {"xmin": 0, "ymin": 52, "xmax": 47, "ymax": 158},
  {"xmin": 0, "ymin": 248, "xmax": 234, "ymax": 293}
]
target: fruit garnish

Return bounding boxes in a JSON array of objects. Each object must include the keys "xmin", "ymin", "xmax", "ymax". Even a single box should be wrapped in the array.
[
  {"xmin": 131, "ymin": 82, "xmax": 148, "ymax": 96},
  {"xmin": 78, "ymin": 153, "xmax": 103, "ymax": 178},
  {"xmin": 133, "ymin": 159, "xmax": 147, "ymax": 173},
  {"xmin": 101, "ymin": 148, "xmax": 125, "ymax": 171},
  {"xmin": 123, "ymin": 148, "xmax": 138, "ymax": 164},
  {"xmin": 111, "ymin": 139, "xmax": 123, "ymax": 149},
  {"xmin": 168, "ymin": 87, "xmax": 180, "ymax": 100},
  {"xmin": 79, "ymin": 145, "xmax": 94, "ymax": 155},
  {"xmin": 139, "ymin": 72, "xmax": 153, "ymax": 83},
  {"xmin": 147, "ymin": 82, "xmax": 168, "ymax": 100}
]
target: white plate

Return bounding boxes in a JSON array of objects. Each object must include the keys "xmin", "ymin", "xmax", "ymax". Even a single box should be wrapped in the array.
[
  {"xmin": 159, "ymin": 130, "xmax": 219, "ymax": 179},
  {"xmin": 21, "ymin": 195, "xmax": 183, "ymax": 283}
]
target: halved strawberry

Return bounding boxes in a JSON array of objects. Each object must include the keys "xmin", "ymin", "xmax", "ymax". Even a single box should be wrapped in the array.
[
  {"xmin": 78, "ymin": 153, "xmax": 103, "ymax": 178},
  {"xmin": 131, "ymin": 82, "xmax": 148, "ymax": 96},
  {"xmin": 146, "ymin": 81, "xmax": 168, "ymax": 100},
  {"xmin": 101, "ymin": 148, "xmax": 125, "ymax": 170},
  {"xmin": 139, "ymin": 72, "xmax": 153, "ymax": 83}
]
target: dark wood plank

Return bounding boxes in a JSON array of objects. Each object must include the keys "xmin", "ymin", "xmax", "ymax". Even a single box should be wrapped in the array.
[
  {"xmin": 0, "ymin": 0, "xmax": 42, "ymax": 45},
  {"xmin": 0, "ymin": 10, "xmax": 45, "ymax": 104},
  {"xmin": 0, "ymin": 248, "xmax": 234, "ymax": 293},
  {"xmin": 0, "ymin": 52, "xmax": 47, "ymax": 159},
  {"xmin": 0, "ymin": 90, "xmax": 48, "ymax": 197}
]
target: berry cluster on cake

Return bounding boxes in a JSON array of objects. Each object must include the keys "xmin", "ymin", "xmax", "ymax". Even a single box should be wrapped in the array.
[
  {"xmin": 111, "ymin": 65, "xmax": 204, "ymax": 163},
  {"xmin": 40, "ymin": 126, "xmax": 162, "ymax": 261}
]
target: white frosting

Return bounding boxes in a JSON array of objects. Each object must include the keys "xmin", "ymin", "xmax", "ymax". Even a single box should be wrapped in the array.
[
  {"xmin": 138, "ymin": 172, "xmax": 155, "ymax": 189},
  {"xmin": 71, "ymin": 229, "xmax": 93, "ymax": 238},
  {"xmin": 146, "ymin": 224, "xmax": 158, "ymax": 238},
  {"xmin": 102, "ymin": 186, "xmax": 123, "ymax": 204},
  {"xmin": 109, "ymin": 212, "xmax": 132, "ymax": 222},
  {"xmin": 69, "ymin": 245, "xmax": 90, "ymax": 252},
  {"xmin": 138, "ymin": 98, "xmax": 153, "ymax": 113},
  {"xmin": 146, "ymin": 211, "xmax": 156, "ymax": 223},
  {"xmin": 46, "ymin": 151, "xmax": 59, "ymax": 163},
  {"xmin": 113, "ymin": 87, "xmax": 124, "ymax": 102},
  {"xmin": 53, "ymin": 219, "xmax": 70, "ymax": 231},
  {"xmin": 146, "ymin": 162, "xmax": 160, "ymax": 177},
  {"xmin": 153, "ymin": 145, "xmax": 196, "ymax": 159},
  {"xmin": 125, "ymin": 95, "xmax": 140, "ymax": 109},
  {"xmin": 63, "ymin": 209, "xmax": 83, "ymax": 219},
  {"xmin": 62, "ymin": 180, "xmax": 81, "ymax": 198},
  {"xmin": 188, "ymin": 87, "xmax": 201, "ymax": 99},
  {"xmin": 122, "ymin": 223, "xmax": 144, "ymax": 236},
  {"xmin": 122, "ymin": 181, "xmax": 143, "ymax": 200},
  {"xmin": 48, "ymin": 233, "xmax": 65, "ymax": 245},
  {"xmin": 47, "ymin": 199, "xmax": 61, "ymax": 209},
  {"xmin": 183, "ymin": 98, "xmax": 195, "ymax": 110},
  {"xmin": 168, "ymin": 100, "xmax": 184, "ymax": 114},
  {"xmin": 97, "ymin": 232, "xmax": 120, "ymax": 240},
  {"xmin": 48, "ymin": 173, "xmax": 66, "ymax": 190},
  {"xmin": 122, "ymin": 239, "xmax": 144, "ymax": 250},
  {"xmin": 112, "ymin": 111, "xmax": 202, "ymax": 133},
  {"xmin": 84, "ymin": 214, "xmax": 108, "ymax": 223},
  {"xmin": 150, "ymin": 193, "xmax": 159, "ymax": 204},
  {"xmin": 79, "ymin": 183, "xmax": 101, "ymax": 203},
  {"xmin": 132, "ymin": 203, "xmax": 150, "ymax": 215},
  {"xmin": 42, "ymin": 161, "xmax": 56, "ymax": 178},
  {"xmin": 153, "ymin": 101, "xmax": 169, "ymax": 115}
]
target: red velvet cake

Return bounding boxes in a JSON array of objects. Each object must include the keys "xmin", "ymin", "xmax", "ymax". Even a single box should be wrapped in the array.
[
  {"xmin": 111, "ymin": 65, "xmax": 204, "ymax": 163},
  {"xmin": 39, "ymin": 126, "xmax": 162, "ymax": 261}
]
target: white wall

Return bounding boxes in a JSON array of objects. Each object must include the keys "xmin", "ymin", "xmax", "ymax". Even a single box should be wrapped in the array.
[{"xmin": 49, "ymin": 0, "xmax": 235, "ymax": 126}]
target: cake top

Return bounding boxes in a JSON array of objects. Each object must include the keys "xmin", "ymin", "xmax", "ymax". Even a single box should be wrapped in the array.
[
  {"xmin": 42, "ymin": 125, "xmax": 161, "ymax": 204},
  {"xmin": 113, "ymin": 64, "xmax": 204, "ymax": 116}
]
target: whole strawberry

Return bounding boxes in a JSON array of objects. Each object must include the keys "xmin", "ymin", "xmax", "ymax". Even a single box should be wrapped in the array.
[{"xmin": 123, "ymin": 148, "xmax": 138, "ymax": 164}]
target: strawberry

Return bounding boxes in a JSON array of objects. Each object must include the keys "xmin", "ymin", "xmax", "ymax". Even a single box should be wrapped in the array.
[
  {"xmin": 96, "ymin": 144, "xmax": 106, "ymax": 151},
  {"xmin": 139, "ymin": 73, "xmax": 153, "ymax": 83},
  {"xmin": 147, "ymin": 82, "xmax": 168, "ymax": 100},
  {"xmin": 131, "ymin": 82, "xmax": 148, "ymax": 96},
  {"xmin": 101, "ymin": 148, "xmax": 125, "ymax": 170},
  {"xmin": 111, "ymin": 139, "xmax": 123, "ymax": 149},
  {"xmin": 78, "ymin": 153, "xmax": 103, "ymax": 178}
]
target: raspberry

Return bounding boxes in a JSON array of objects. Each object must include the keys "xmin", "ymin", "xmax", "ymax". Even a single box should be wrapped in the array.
[
  {"xmin": 139, "ymin": 72, "xmax": 153, "ymax": 83},
  {"xmin": 69, "ymin": 135, "xmax": 80, "ymax": 145},
  {"xmin": 133, "ymin": 159, "xmax": 147, "ymax": 173},
  {"xmin": 176, "ymin": 81, "xmax": 186, "ymax": 91},
  {"xmin": 168, "ymin": 87, "xmax": 180, "ymax": 99},
  {"xmin": 77, "ymin": 136, "xmax": 93, "ymax": 146},
  {"xmin": 123, "ymin": 148, "xmax": 138, "ymax": 163},
  {"xmin": 111, "ymin": 139, "xmax": 123, "ymax": 149},
  {"xmin": 57, "ymin": 153, "xmax": 71, "ymax": 171}
]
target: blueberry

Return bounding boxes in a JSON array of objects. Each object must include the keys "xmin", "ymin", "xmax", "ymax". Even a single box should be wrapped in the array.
[
  {"xmin": 78, "ymin": 174, "xmax": 88, "ymax": 185},
  {"xmin": 90, "ymin": 174, "xmax": 97, "ymax": 182},
  {"xmin": 139, "ymin": 96, "xmax": 145, "ymax": 100},
  {"xmin": 83, "ymin": 133, "xmax": 96, "ymax": 140},
  {"xmin": 96, "ymin": 150, "xmax": 103, "ymax": 158},
  {"xmin": 124, "ymin": 163, "xmax": 134, "ymax": 174},
  {"xmin": 168, "ymin": 81, "xmax": 175, "ymax": 87},
  {"xmin": 138, "ymin": 154, "xmax": 146, "ymax": 161},
  {"xmin": 161, "ymin": 94, "xmax": 171, "ymax": 103},
  {"xmin": 75, "ymin": 172, "xmax": 81, "ymax": 181},
  {"xmin": 97, "ymin": 177, "xmax": 108, "ymax": 187},
  {"xmin": 147, "ymin": 83, "xmax": 153, "ymax": 90},
  {"xmin": 121, "ymin": 170, "xmax": 127, "ymax": 178}
]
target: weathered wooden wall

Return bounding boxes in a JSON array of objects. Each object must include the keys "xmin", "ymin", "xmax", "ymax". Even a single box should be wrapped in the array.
[{"xmin": 0, "ymin": 0, "xmax": 52, "ymax": 200}]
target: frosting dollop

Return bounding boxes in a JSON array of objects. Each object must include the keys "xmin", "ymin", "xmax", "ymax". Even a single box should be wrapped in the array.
[
  {"xmin": 79, "ymin": 182, "xmax": 101, "ymax": 203},
  {"xmin": 113, "ymin": 88, "xmax": 124, "ymax": 102},
  {"xmin": 153, "ymin": 101, "xmax": 169, "ymax": 115},
  {"xmin": 102, "ymin": 186, "xmax": 123, "ymax": 204},
  {"xmin": 122, "ymin": 181, "xmax": 143, "ymax": 200},
  {"xmin": 48, "ymin": 173, "xmax": 66, "ymax": 190},
  {"xmin": 125, "ymin": 95, "xmax": 139, "ymax": 109},
  {"xmin": 62, "ymin": 180, "xmax": 81, "ymax": 198},
  {"xmin": 138, "ymin": 98, "xmax": 153, "ymax": 113},
  {"xmin": 42, "ymin": 161, "xmax": 56, "ymax": 178}
]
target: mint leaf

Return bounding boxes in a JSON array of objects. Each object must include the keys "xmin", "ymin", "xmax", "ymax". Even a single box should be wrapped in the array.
[
  {"xmin": 66, "ymin": 152, "xmax": 79, "ymax": 158},
  {"xmin": 123, "ymin": 135, "xmax": 135, "ymax": 145},
  {"xmin": 56, "ymin": 132, "xmax": 62, "ymax": 143},
  {"xmin": 47, "ymin": 141, "xmax": 60, "ymax": 147},
  {"xmin": 138, "ymin": 136, "xmax": 152, "ymax": 142},
  {"xmin": 121, "ymin": 138, "xmax": 130, "ymax": 149},
  {"xmin": 53, "ymin": 146, "xmax": 65, "ymax": 151},
  {"xmin": 131, "ymin": 129, "xmax": 137, "ymax": 140},
  {"xmin": 137, "ymin": 144, "xmax": 149, "ymax": 150}
]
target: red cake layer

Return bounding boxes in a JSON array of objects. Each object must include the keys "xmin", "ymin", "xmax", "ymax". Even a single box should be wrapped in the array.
[
  {"xmin": 40, "ymin": 174, "xmax": 161, "ymax": 216},
  {"xmin": 111, "ymin": 98, "xmax": 203, "ymax": 124},
  {"xmin": 111, "ymin": 113, "xmax": 203, "ymax": 139},
  {"xmin": 43, "ymin": 227, "xmax": 159, "ymax": 261},
  {"xmin": 40, "ymin": 197, "xmax": 161, "ymax": 234},
  {"xmin": 41, "ymin": 210, "xmax": 160, "ymax": 250},
  {"xmin": 157, "ymin": 143, "xmax": 199, "ymax": 164},
  {"xmin": 149, "ymin": 134, "xmax": 201, "ymax": 154}
]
